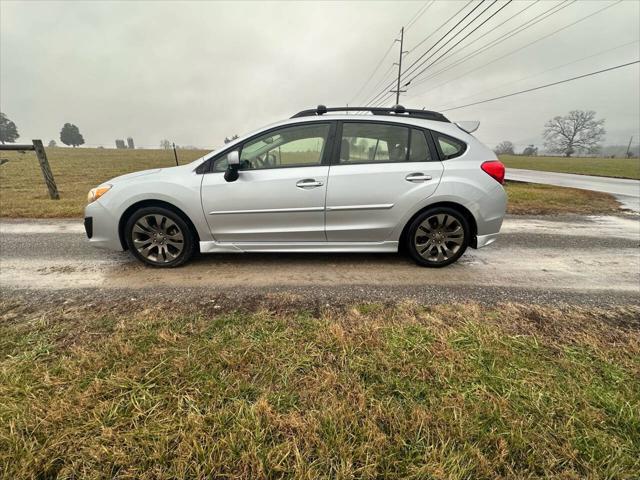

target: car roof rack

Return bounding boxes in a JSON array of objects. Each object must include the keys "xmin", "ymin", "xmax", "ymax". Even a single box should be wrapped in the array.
[{"xmin": 291, "ymin": 105, "xmax": 450, "ymax": 123}]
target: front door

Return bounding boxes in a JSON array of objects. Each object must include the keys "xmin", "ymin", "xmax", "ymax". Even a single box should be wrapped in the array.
[
  {"xmin": 325, "ymin": 121, "xmax": 443, "ymax": 242},
  {"xmin": 200, "ymin": 122, "xmax": 334, "ymax": 242}
]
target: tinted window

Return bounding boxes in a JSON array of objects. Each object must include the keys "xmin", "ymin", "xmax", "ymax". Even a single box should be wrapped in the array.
[
  {"xmin": 436, "ymin": 133, "xmax": 466, "ymax": 159},
  {"xmin": 409, "ymin": 129, "xmax": 432, "ymax": 162},
  {"xmin": 339, "ymin": 123, "xmax": 409, "ymax": 163}
]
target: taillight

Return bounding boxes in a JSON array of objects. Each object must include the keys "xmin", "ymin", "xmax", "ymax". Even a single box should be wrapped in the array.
[{"xmin": 481, "ymin": 160, "xmax": 505, "ymax": 184}]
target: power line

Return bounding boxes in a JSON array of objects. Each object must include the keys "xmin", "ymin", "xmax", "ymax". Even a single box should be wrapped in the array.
[
  {"xmin": 406, "ymin": 0, "xmax": 435, "ymax": 31},
  {"xmin": 410, "ymin": 0, "xmax": 622, "ymax": 99},
  {"xmin": 348, "ymin": 36, "xmax": 397, "ymax": 105},
  {"xmin": 365, "ymin": 0, "xmax": 489, "ymax": 106},
  {"xmin": 405, "ymin": 0, "xmax": 554, "ymax": 89},
  {"xmin": 440, "ymin": 60, "xmax": 640, "ymax": 112},
  {"xmin": 431, "ymin": 39, "xmax": 639, "ymax": 110},
  {"xmin": 403, "ymin": 0, "xmax": 514, "ymax": 87},
  {"xmin": 407, "ymin": 0, "xmax": 575, "ymax": 91},
  {"xmin": 406, "ymin": 0, "xmax": 473, "ymax": 54},
  {"xmin": 366, "ymin": 63, "xmax": 397, "ymax": 100},
  {"xmin": 349, "ymin": 0, "xmax": 434, "ymax": 106},
  {"xmin": 365, "ymin": 0, "xmax": 487, "ymax": 106}
]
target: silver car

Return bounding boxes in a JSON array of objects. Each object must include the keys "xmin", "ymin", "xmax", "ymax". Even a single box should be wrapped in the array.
[{"xmin": 84, "ymin": 105, "xmax": 507, "ymax": 268}]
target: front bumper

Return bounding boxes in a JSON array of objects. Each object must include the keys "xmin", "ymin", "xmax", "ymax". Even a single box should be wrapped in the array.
[{"xmin": 84, "ymin": 200, "xmax": 123, "ymax": 251}]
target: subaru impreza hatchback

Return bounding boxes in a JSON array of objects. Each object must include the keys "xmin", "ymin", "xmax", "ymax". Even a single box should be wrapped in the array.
[{"xmin": 85, "ymin": 105, "xmax": 506, "ymax": 268}]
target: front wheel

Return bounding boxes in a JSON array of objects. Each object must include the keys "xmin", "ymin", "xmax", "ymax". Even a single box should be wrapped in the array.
[
  {"xmin": 406, "ymin": 207, "xmax": 470, "ymax": 267},
  {"xmin": 124, "ymin": 207, "xmax": 195, "ymax": 267}
]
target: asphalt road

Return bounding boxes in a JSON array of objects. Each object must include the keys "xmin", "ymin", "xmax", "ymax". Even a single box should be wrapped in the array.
[
  {"xmin": 506, "ymin": 168, "xmax": 640, "ymax": 212},
  {"xmin": 1, "ymin": 215, "xmax": 639, "ymax": 306}
]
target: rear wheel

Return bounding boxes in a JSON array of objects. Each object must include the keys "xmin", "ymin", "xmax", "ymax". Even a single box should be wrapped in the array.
[
  {"xmin": 406, "ymin": 207, "xmax": 469, "ymax": 267},
  {"xmin": 124, "ymin": 207, "xmax": 195, "ymax": 267}
]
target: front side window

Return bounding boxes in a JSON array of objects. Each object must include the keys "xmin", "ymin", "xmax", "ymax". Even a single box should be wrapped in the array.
[
  {"xmin": 435, "ymin": 133, "xmax": 466, "ymax": 159},
  {"xmin": 240, "ymin": 123, "xmax": 329, "ymax": 170},
  {"xmin": 212, "ymin": 123, "xmax": 330, "ymax": 172}
]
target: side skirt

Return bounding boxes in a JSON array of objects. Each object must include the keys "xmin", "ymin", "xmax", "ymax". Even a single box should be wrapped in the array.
[{"xmin": 199, "ymin": 241, "xmax": 399, "ymax": 254}]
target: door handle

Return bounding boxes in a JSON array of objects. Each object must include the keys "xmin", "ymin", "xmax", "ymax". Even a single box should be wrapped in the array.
[
  {"xmin": 296, "ymin": 179, "xmax": 324, "ymax": 188},
  {"xmin": 405, "ymin": 173, "xmax": 432, "ymax": 183}
]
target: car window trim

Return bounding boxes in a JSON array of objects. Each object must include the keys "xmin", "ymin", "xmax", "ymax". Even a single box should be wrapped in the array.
[
  {"xmin": 330, "ymin": 120, "xmax": 440, "ymax": 166},
  {"xmin": 430, "ymin": 130, "xmax": 468, "ymax": 160},
  {"xmin": 197, "ymin": 121, "xmax": 337, "ymax": 174}
]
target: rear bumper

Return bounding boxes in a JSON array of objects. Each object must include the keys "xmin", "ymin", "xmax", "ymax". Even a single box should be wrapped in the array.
[
  {"xmin": 475, "ymin": 232, "xmax": 499, "ymax": 249},
  {"xmin": 84, "ymin": 200, "xmax": 123, "ymax": 251}
]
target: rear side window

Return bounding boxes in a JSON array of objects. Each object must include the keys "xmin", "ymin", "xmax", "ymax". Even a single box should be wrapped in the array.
[
  {"xmin": 339, "ymin": 123, "xmax": 409, "ymax": 164},
  {"xmin": 338, "ymin": 123, "xmax": 436, "ymax": 164},
  {"xmin": 434, "ymin": 132, "xmax": 466, "ymax": 159}
]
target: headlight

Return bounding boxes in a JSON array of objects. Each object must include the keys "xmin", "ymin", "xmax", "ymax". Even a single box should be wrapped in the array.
[{"xmin": 87, "ymin": 185, "xmax": 112, "ymax": 203}]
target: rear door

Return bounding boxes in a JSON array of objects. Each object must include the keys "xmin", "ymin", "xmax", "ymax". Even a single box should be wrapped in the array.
[
  {"xmin": 325, "ymin": 121, "xmax": 443, "ymax": 242},
  {"xmin": 201, "ymin": 122, "xmax": 335, "ymax": 242}
]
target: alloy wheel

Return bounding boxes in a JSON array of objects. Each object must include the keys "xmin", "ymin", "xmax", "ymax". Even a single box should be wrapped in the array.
[
  {"xmin": 131, "ymin": 214, "xmax": 185, "ymax": 263},
  {"xmin": 414, "ymin": 213, "xmax": 465, "ymax": 263}
]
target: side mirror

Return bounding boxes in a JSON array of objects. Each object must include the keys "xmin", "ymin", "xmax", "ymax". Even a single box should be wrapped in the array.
[{"xmin": 224, "ymin": 151, "xmax": 240, "ymax": 182}]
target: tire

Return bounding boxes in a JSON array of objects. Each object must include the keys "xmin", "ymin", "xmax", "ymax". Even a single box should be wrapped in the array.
[
  {"xmin": 406, "ymin": 207, "xmax": 470, "ymax": 268},
  {"xmin": 124, "ymin": 206, "xmax": 195, "ymax": 267}
]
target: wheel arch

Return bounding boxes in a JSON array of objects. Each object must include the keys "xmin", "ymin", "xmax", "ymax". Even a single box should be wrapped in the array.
[
  {"xmin": 398, "ymin": 201, "xmax": 479, "ymax": 251},
  {"xmin": 118, "ymin": 199, "xmax": 201, "ymax": 251}
]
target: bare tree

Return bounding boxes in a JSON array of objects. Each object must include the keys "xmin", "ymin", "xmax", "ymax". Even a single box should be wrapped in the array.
[
  {"xmin": 543, "ymin": 110, "xmax": 605, "ymax": 157},
  {"xmin": 494, "ymin": 141, "xmax": 515, "ymax": 155},
  {"xmin": 160, "ymin": 139, "xmax": 172, "ymax": 149}
]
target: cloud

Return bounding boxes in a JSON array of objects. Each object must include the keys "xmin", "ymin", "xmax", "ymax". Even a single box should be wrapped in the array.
[{"xmin": 1, "ymin": 0, "xmax": 638, "ymax": 150}]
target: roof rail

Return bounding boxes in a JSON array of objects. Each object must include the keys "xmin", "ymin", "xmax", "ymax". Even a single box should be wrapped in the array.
[{"xmin": 291, "ymin": 105, "xmax": 450, "ymax": 123}]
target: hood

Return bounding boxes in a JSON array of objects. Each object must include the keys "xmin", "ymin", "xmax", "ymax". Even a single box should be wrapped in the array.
[{"xmin": 104, "ymin": 168, "xmax": 162, "ymax": 185}]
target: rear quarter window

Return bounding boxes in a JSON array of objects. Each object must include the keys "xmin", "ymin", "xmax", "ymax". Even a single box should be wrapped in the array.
[{"xmin": 434, "ymin": 132, "xmax": 467, "ymax": 160}]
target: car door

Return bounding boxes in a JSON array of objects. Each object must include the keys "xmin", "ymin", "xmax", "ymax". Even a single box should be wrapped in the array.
[
  {"xmin": 201, "ymin": 122, "xmax": 335, "ymax": 242},
  {"xmin": 325, "ymin": 121, "xmax": 443, "ymax": 242}
]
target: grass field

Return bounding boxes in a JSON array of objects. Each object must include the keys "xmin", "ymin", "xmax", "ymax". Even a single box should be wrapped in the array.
[
  {"xmin": 505, "ymin": 181, "xmax": 620, "ymax": 215},
  {"xmin": 0, "ymin": 148, "xmax": 624, "ymax": 218},
  {"xmin": 1, "ymin": 296, "xmax": 639, "ymax": 478},
  {"xmin": 500, "ymin": 155, "xmax": 640, "ymax": 180},
  {"xmin": 0, "ymin": 147, "xmax": 207, "ymax": 218}
]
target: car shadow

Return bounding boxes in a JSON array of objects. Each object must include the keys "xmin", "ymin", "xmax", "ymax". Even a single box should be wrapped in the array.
[{"xmin": 188, "ymin": 251, "xmax": 414, "ymax": 267}]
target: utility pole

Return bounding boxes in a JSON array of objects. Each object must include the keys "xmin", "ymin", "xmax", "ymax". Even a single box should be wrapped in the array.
[
  {"xmin": 625, "ymin": 136, "xmax": 633, "ymax": 158},
  {"xmin": 390, "ymin": 27, "xmax": 407, "ymax": 106}
]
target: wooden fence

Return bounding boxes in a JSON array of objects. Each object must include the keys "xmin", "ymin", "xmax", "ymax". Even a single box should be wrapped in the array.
[{"xmin": 0, "ymin": 140, "xmax": 60, "ymax": 199}]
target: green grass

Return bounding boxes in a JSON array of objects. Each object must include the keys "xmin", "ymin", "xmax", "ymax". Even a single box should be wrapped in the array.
[
  {"xmin": 1, "ymin": 297, "xmax": 639, "ymax": 479},
  {"xmin": 500, "ymin": 155, "xmax": 640, "ymax": 180},
  {"xmin": 0, "ymin": 148, "xmax": 625, "ymax": 218}
]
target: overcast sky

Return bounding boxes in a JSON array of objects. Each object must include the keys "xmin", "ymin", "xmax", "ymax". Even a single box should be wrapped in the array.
[{"xmin": 1, "ymin": 0, "xmax": 639, "ymax": 150}]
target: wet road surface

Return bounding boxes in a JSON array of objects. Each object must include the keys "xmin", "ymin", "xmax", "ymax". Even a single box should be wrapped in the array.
[{"xmin": 1, "ymin": 215, "xmax": 639, "ymax": 305}]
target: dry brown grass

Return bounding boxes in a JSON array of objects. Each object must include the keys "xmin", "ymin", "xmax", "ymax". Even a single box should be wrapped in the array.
[
  {"xmin": 1, "ymin": 295, "xmax": 638, "ymax": 479},
  {"xmin": 0, "ymin": 148, "xmax": 624, "ymax": 218},
  {"xmin": 0, "ymin": 147, "xmax": 207, "ymax": 217}
]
